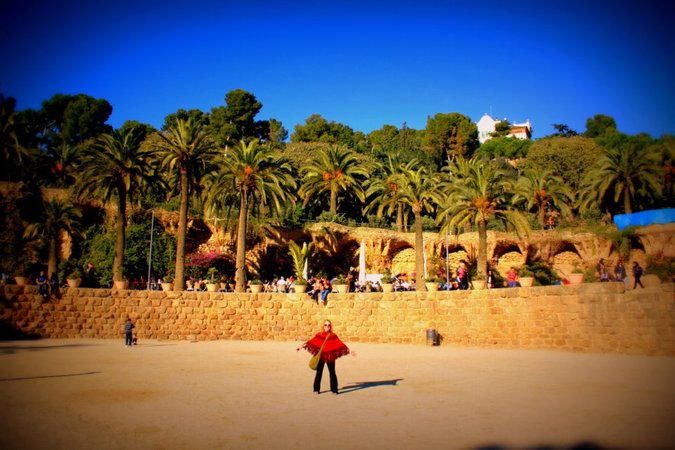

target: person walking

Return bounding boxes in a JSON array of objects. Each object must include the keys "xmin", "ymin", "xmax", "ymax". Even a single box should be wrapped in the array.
[
  {"xmin": 297, "ymin": 319, "xmax": 353, "ymax": 395},
  {"xmin": 124, "ymin": 317, "xmax": 135, "ymax": 347},
  {"xmin": 632, "ymin": 262, "xmax": 644, "ymax": 289}
]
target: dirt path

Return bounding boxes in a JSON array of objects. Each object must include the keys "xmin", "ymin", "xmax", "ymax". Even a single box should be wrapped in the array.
[{"xmin": 1, "ymin": 339, "xmax": 673, "ymax": 449}]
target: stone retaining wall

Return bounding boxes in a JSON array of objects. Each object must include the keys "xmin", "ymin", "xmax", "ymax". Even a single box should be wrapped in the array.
[{"xmin": 1, "ymin": 283, "xmax": 674, "ymax": 356}]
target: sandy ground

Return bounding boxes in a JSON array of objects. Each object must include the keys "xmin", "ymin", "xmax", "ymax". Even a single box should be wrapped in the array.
[{"xmin": 0, "ymin": 338, "xmax": 674, "ymax": 450}]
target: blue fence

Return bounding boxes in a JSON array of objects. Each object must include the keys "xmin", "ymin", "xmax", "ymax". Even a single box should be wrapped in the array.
[{"xmin": 613, "ymin": 208, "xmax": 675, "ymax": 230}]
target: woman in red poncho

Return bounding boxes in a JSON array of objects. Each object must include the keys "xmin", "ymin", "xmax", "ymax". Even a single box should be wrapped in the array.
[{"xmin": 297, "ymin": 319, "xmax": 352, "ymax": 395}]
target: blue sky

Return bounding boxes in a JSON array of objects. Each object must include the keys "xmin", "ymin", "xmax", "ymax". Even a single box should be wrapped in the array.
[{"xmin": 2, "ymin": 0, "xmax": 673, "ymax": 139}]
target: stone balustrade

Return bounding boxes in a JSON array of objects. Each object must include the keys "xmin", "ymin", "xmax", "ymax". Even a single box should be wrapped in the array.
[{"xmin": 1, "ymin": 282, "xmax": 673, "ymax": 356}]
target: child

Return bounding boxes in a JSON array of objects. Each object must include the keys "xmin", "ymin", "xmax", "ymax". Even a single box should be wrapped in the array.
[{"xmin": 124, "ymin": 317, "xmax": 135, "ymax": 347}]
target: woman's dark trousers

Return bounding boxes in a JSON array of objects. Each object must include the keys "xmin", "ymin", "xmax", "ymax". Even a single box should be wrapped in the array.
[{"xmin": 313, "ymin": 359, "xmax": 338, "ymax": 393}]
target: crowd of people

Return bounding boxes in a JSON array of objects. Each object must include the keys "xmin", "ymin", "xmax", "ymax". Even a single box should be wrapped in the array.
[{"xmin": 3, "ymin": 258, "xmax": 649, "ymax": 297}]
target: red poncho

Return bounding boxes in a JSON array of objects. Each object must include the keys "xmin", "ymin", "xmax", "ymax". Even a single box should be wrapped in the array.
[{"xmin": 303, "ymin": 331, "xmax": 350, "ymax": 362}]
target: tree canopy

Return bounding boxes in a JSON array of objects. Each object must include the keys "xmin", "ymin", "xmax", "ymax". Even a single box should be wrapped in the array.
[{"xmin": 421, "ymin": 112, "xmax": 479, "ymax": 168}]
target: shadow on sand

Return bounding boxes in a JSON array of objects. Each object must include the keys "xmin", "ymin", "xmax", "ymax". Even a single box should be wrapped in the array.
[
  {"xmin": 0, "ymin": 342, "xmax": 100, "ymax": 355},
  {"xmin": 474, "ymin": 442, "xmax": 622, "ymax": 450},
  {"xmin": 339, "ymin": 378, "xmax": 403, "ymax": 394},
  {"xmin": 0, "ymin": 371, "xmax": 102, "ymax": 382}
]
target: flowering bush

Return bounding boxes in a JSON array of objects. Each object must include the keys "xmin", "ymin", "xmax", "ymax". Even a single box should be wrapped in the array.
[{"xmin": 185, "ymin": 251, "xmax": 233, "ymax": 279}]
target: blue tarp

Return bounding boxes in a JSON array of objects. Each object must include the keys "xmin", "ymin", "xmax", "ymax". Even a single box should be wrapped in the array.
[{"xmin": 613, "ymin": 208, "xmax": 675, "ymax": 230}]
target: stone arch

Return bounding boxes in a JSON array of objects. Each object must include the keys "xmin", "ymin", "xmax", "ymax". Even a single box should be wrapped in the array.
[
  {"xmin": 391, "ymin": 247, "xmax": 416, "ymax": 276},
  {"xmin": 551, "ymin": 241, "xmax": 582, "ymax": 260},
  {"xmin": 551, "ymin": 241, "xmax": 585, "ymax": 279},
  {"xmin": 432, "ymin": 243, "xmax": 470, "ymax": 274},
  {"xmin": 493, "ymin": 240, "xmax": 525, "ymax": 275}
]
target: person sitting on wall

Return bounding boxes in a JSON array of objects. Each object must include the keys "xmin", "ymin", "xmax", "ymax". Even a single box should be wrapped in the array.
[
  {"xmin": 36, "ymin": 270, "xmax": 49, "ymax": 300},
  {"xmin": 506, "ymin": 267, "xmax": 518, "ymax": 288}
]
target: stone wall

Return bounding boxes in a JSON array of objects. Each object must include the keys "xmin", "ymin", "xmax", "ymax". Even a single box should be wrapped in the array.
[{"xmin": 1, "ymin": 283, "xmax": 673, "ymax": 356}]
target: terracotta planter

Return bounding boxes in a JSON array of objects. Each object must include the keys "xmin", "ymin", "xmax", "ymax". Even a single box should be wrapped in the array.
[
  {"xmin": 425, "ymin": 282, "xmax": 439, "ymax": 292},
  {"xmin": 381, "ymin": 283, "xmax": 394, "ymax": 293},
  {"xmin": 336, "ymin": 284, "xmax": 349, "ymax": 294},
  {"xmin": 67, "ymin": 278, "xmax": 81, "ymax": 288},
  {"xmin": 114, "ymin": 280, "xmax": 129, "ymax": 290},
  {"xmin": 294, "ymin": 285, "xmax": 307, "ymax": 294},
  {"xmin": 14, "ymin": 276, "xmax": 28, "ymax": 286},
  {"xmin": 206, "ymin": 283, "xmax": 217, "ymax": 292},
  {"xmin": 250, "ymin": 284, "xmax": 263, "ymax": 294},
  {"xmin": 568, "ymin": 273, "xmax": 584, "ymax": 285},
  {"xmin": 519, "ymin": 277, "xmax": 534, "ymax": 287},
  {"xmin": 161, "ymin": 282, "xmax": 173, "ymax": 291}
]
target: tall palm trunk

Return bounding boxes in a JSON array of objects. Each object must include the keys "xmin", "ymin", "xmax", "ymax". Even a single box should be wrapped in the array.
[
  {"xmin": 537, "ymin": 201, "xmax": 546, "ymax": 229},
  {"xmin": 330, "ymin": 186, "xmax": 338, "ymax": 215},
  {"xmin": 235, "ymin": 193, "xmax": 248, "ymax": 292},
  {"xmin": 396, "ymin": 204, "xmax": 403, "ymax": 232},
  {"xmin": 623, "ymin": 189, "xmax": 632, "ymax": 214},
  {"xmin": 174, "ymin": 169, "xmax": 189, "ymax": 291},
  {"xmin": 48, "ymin": 236, "xmax": 57, "ymax": 279},
  {"xmin": 113, "ymin": 188, "xmax": 126, "ymax": 282},
  {"xmin": 478, "ymin": 221, "xmax": 488, "ymax": 279},
  {"xmin": 414, "ymin": 209, "xmax": 427, "ymax": 292}
]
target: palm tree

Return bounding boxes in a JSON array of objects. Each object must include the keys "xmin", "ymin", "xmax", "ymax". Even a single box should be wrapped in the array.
[
  {"xmin": 1, "ymin": 95, "xmax": 34, "ymax": 179},
  {"xmin": 287, "ymin": 241, "xmax": 313, "ymax": 279},
  {"xmin": 394, "ymin": 161, "xmax": 443, "ymax": 291},
  {"xmin": 513, "ymin": 166, "xmax": 574, "ymax": 228},
  {"xmin": 48, "ymin": 141, "xmax": 80, "ymax": 187},
  {"xmin": 364, "ymin": 153, "xmax": 412, "ymax": 231},
  {"xmin": 438, "ymin": 156, "xmax": 529, "ymax": 279},
  {"xmin": 76, "ymin": 128, "xmax": 156, "ymax": 282},
  {"xmin": 154, "ymin": 117, "xmax": 217, "ymax": 290},
  {"xmin": 204, "ymin": 140, "xmax": 296, "ymax": 292},
  {"xmin": 579, "ymin": 137, "xmax": 663, "ymax": 215},
  {"xmin": 24, "ymin": 198, "xmax": 82, "ymax": 277},
  {"xmin": 299, "ymin": 144, "xmax": 369, "ymax": 215}
]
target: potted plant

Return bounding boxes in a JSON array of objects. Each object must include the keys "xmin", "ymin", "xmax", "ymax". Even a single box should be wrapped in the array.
[
  {"xmin": 380, "ymin": 270, "xmax": 395, "ymax": 293},
  {"xmin": 13, "ymin": 265, "xmax": 30, "ymax": 286},
  {"xmin": 472, "ymin": 274, "xmax": 486, "ymax": 290},
  {"xmin": 293, "ymin": 277, "xmax": 308, "ymax": 294},
  {"xmin": 250, "ymin": 279, "xmax": 263, "ymax": 294},
  {"xmin": 162, "ymin": 275, "xmax": 174, "ymax": 291},
  {"xmin": 66, "ymin": 271, "xmax": 82, "ymax": 288},
  {"xmin": 518, "ymin": 267, "xmax": 535, "ymax": 287},
  {"xmin": 334, "ymin": 275, "xmax": 349, "ymax": 294},
  {"xmin": 206, "ymin": 267, "xmax": 219, "ymax": 292},
  {"xmin": 569, "ymin": 265, "xmax": 584, "ymax": 284}
]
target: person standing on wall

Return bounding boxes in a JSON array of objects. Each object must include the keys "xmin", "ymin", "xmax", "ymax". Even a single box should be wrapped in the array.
[
  {"xmin": 297, "ymin": 319, "xmax": 353, "ymax": 395},
  {"xmin": 49, "ymin": 272, "xmax": 61, "ymax": 299},
  {"xmin": 83, "ymin": 262, "xmax": 99, "ymax": 288},
  {"xmin": 614, "ymin": 260, "xmax": 628, "ymax": 286}
]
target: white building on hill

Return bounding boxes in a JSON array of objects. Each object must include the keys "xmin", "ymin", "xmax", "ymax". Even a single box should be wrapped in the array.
[{"xmin": 476, "ymin": 113, "xmax": 532, "ymax": 144}]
